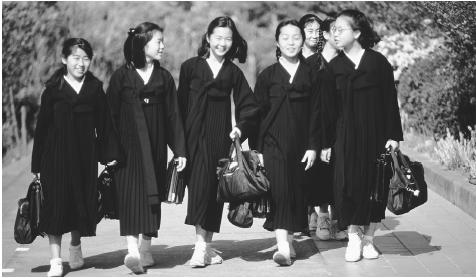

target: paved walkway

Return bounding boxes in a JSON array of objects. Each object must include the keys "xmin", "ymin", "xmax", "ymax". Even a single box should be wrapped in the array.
[{"xmin": 3, "ymin": 158, "xmax": 476, "ymax": 276}]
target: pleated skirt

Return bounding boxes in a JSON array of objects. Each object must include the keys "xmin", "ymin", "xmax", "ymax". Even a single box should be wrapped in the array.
[
  {"xmin": 305, "ymin": 160, "xmax": 334, "ymax": 207},
  {"xmin": 185, "ymin": 99, "xmax": 229, "ymax": 233},
  {"xmin": 114, "ymin": 104, "xmax": 167, "ymax": 237}
]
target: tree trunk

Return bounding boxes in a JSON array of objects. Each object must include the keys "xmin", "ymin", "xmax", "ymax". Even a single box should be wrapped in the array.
[
  {"xmin": 9, "ymin": 88, "xmax": 21, "ymax": 158},
  {"xmin": 20, "ymin": 105, "xmax": 28, "ymax": 155}
]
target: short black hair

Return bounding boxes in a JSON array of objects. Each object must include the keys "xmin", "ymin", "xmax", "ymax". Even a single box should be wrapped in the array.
[
  {"xmin": 321, "ymin": 17, "xmax": 336, "ymax": 33},
  {"xmin": 197, "ymin": 16, "xmax": 248, "ymax": 63},
  {"xmin": 337, "ymin": 9, "xmax": 381, "ymax": 49},
  {"xmin": 124, "ymin": 22, "xmax": 163, "ymax": 69}
]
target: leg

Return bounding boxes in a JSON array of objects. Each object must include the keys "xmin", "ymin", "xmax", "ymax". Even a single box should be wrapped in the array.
[
  {"xmin": 316, "ymin": 203, "xmax": 331, "ymax": 241},
  {"xmin": 47, "ymin": 234, "xmax": 63, "ymax": 277},
  {"xmin": 68, "ymin": 230, "xmax": 84, "ymax": 270},
  {"xmin": 190, "ymin": 225, "xmax": 207, "ymax": 267},
  {"xmin": 139, "ymin": 234, "xmax": 155, "ymax": 267},
  {"xmin": 308, "ymin": 206, "xmax": 318, "ymax": 231},
  {"xmin": 345, "ymin": 225, "xmax": 363, "ymax": 262},
  {"xmin": 287, "ymin": 232, "xmax": 296, "ymax": 259},
  {"xmin": 329, "ymin": 205, "xmax": 348, "ymax": 240},
  {"xmin": 124, "ymin": 234, "xmax": 144, "ymax": 274},
  {"xmin": 362, "ymin": 222, "xmax": 379, "ymax": 259},
  {"xmin": 204, "ymin": 230, "xmax": 223, "ymax": 265},
  {"xmin": 273, "ymin": 229, "xmax": 291, "ymax": 266}
]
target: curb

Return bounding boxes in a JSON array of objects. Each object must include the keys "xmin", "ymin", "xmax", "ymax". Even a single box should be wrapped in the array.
[{"xmin": 401, "ymin": 145, "xmax": 476, "ymax": 220}]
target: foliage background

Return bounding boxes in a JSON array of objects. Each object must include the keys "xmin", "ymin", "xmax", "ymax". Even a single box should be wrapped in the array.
[{"xmin": 2, "ymin": 1, "xmax": 476, "ymax": 161}]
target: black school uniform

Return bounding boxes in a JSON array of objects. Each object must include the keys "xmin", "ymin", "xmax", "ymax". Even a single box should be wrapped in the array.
[
  {"xmin": 177, "ymin": 56, "xmax": 259, "ymax": 233},
  {"xmin": 251, "ymin": 61, "xmax": 320, "ymax": 232},
  {"xmin": 106, "ymin": 61, "xmax": 186, "ymax": 237},
  {"xmin": 304, "ymin": 53, "xmax": 337, "ymax": 207},
  {"xmin": 328, "ymin": 49, "xmax": 403, "ymax": 229},
  {"xmin": 31, "ymin": 72, "xmax": 119, "ymax": 236}
]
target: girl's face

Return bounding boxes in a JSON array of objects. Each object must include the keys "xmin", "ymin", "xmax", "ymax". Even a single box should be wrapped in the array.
[
  {"xmin": 303, "ymin": 21, "xmax": 320, "ymax": 49},
  {"xmin": 144, "ymin": 30, "xmax": 165, "ymax": 62},
  {"xmin": 207, "ymin": 27, "xmax": 233, "ymax": 59},
  {"xmin": 323, "ymin": 22, "xmax": 339, "ymax": 50},
  {"xmin": 61, "ymin": 46, "xmax": 91, "ymax": 81},
  {"xmin": 277, "ymin": 24, "xmax": 303, "ymax": 60},
  {"xmin": 333, "ymin": 16, "xmax": 360, "ymax": 50}
]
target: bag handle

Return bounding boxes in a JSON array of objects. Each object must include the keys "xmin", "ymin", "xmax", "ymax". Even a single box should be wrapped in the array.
[{"xmin": 389, "ymin": 149, "xmax": 421, "ymax": 196}]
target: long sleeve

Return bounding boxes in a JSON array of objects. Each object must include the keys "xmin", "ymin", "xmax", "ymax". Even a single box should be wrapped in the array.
[
  {"xmin": 31, "ymin": 87, "xmax": 53, "ymax": 173},
  {"xmin": 319, "ymin": 69, "xmax": 338, "ymax": 149},
  {"xmin": 105, "ymin": 69, "xmax": 123, "ymax": 127},
  {"xmin": 249, "ymin": 71, "xmax": 270, "ymax": 151},
  {"xmin": 95, "ymin": 85, "xmax": 122, "ymax": 164},
  {"xmin": 232, "ymin": 69, "xmax": 259, "ymax": 141},
  {"xmin": 307, "ymin": 74, "xmax": 321, "ymax": 151},
  {"xmin": 382, "ymin": 59, "xmax": 403, "ymax": 141},
  {"xmin": 165, "ymin": 73, "xmax": 187, "ymax": 158},
  {"xmin": 177, "ymin": 62, "xmax": 191, "ymax": 125}
]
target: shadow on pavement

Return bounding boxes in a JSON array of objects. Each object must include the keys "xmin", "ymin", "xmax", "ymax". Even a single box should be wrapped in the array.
[{"xmin": 375, "ymin": 231, "xmax": 442, "ymax": 256}]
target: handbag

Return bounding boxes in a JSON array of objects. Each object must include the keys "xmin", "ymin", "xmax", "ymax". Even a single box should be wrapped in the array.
[
  {"xmin": 97, "ymin": 166, "xmax": 118, "ymax": 222},
  {"xmin": 216, "ymin": 138, "xmax": 270, "ymax": 203},
  {"xmin": 14, "ymin": 177, "xmax": 45, "ymax": 244},
  {"xmin": 227, "ymin": 201, "xmax": 253, "ymax": 228},
  {"xmin": 387, "ymin": 149, "xmax": 428, "ymax": 215},
  {"xmin": 249, "ymin": 195, "xmax": 272, "ymax": 219},
  {"xmin": 163, "ymin": 158, "xmax": 186, "ymax": 204},
  {"xmin": 371, "ymin": 150, "xmax": 392, "ymax": 203}
]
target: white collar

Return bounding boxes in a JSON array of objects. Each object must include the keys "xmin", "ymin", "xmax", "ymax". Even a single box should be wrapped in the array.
[
  {"xmin": 136, "ymin": 64, "xmax": 154, "ymax": 85},
  {"xmin": 344, "ymin": 49, "xmax": 366, "ymax": 69},
  {"xmin": 206, "ymin": 57, "xmax": 224, "ymax": 78},
  {"xmin": 63, "ymin": 75, "xmax": 85, "ymax": 94},
  {"xmin": 279, "ymin": 57, "xmax": 300, "ymax": 83}
]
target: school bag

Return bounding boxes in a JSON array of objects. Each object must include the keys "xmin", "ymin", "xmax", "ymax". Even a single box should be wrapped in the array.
[
  {"xmin": 387, "ymin": 149, "xmax": 428, "ymax": 215},
  {"xmin": 216, "ymin": 138, "xmax": 270, "ymax": 203},
  {"xmin": 14, "ymin": 177, "xmax": 45, "ymax": 244}
]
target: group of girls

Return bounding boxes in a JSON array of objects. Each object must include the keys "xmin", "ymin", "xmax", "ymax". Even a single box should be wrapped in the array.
[{"xmin": 31, "ymin": 8, "xmax": 402, "ymax": 276}]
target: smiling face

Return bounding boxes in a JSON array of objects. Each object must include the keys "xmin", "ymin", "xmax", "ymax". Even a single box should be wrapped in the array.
[
  {"xmin": 61, "ymin": 46, "xmax": 91, "ymax": 81},
  {"xmin": 207, "ymin": 26, "xmax": 233, "ymax": 60},
  {"xmin": 144, "ymin": 30, "xmax": 165, "ymax": 62},
  {"xmin": 303, "ymin": 21, "xmax": 320, "ymax": 49},
  {"xmin": 277, "ymin": 24, "xmax": 303, "ymax": 60},
  {"xmin": 333, "ymin": 16, "xmax": 360, "ymax": 50}
]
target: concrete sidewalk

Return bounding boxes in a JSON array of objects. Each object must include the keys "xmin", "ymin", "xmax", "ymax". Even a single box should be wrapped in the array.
[{"xmin": 3, "ymin": 185, "xmax": 476, "ymax": 276}]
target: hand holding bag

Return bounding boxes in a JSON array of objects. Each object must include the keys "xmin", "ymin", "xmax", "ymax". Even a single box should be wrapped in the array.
[
  {"xmin": 387, "ymin": 149, "xmax": 428, "ymax": 215},
  {"xmin": 163, "ymin": 158, "xmax": 186, "ymax": 204},
  {"xmin": 14, "ymin": 177, "xmax": 45, "ymax": 244},
  {"xmin": 216, "ymin": 138, "xmax": 270, "ymax": 203},
  {"xmin": 97, "ymin": 166, "xmax": 118, "ymax": 222}
]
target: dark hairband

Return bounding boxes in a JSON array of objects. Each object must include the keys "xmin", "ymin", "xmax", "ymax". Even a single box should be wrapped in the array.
[{"xmin": 128, "ymin": 28, "xmax": 136, "ymax": 36}]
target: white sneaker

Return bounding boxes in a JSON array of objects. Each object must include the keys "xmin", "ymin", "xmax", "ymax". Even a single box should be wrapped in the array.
[
  {"xmin": 205, "ymin": 247, "xmax": 223, "ymax": 265},
  {"xmin": 362, "ymin": 237, "xmax": 379, "ymax": 259},
  {"xmin": 316, "ymin": 214, "xmax": 331, "ymax": 240},
  {"xmin": 140, "ymin": 250, "xmax": 155, "ymax": 267},
  {"xmin": 273, "ymin": 242, "xmax": 292, "ymax": 266},
  {"xmin": 47, "ymin": 258, "xmax": 63, "ymax": 277},
  {"xmin": 345, "ymin": 232, "xmax": 362, "ymax": 262},
  {"xmin": 69, "ymin": 243, "xmax": 84, "ymax": 270},
  {"xmin": 190, "ymin": 242, "xmax": 206, "ymax": 268},
  {"xmin": 309, "ymin": 212, "xmax": 318, "ymax": 231},
  {"xmin": 124, "ymin": 252, "xmax": 144, "ymax": 274}
]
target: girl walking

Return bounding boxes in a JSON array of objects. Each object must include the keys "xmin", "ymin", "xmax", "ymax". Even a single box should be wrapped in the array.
[
  {"xmin": 177, "ymin": 16, "xmax": 259, "ymax": 267},
  {"xmin": 31, "ymin": 38, "xmax": 119, "ymax": 276},
  {"xmin": 251, "ymin": 19, "xmax": 320, "ymax": 266},
  {"xmin": 328, "ymin": 9, "xmax": 403, "ymax": 262},
  {"xmin": 106, "ymin": 22, "xmax": 187, "ymax": 273}
]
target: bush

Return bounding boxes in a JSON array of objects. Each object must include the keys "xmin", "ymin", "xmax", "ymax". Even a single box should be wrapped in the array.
[{"xmin": 398, "ymin": 48, "xmax": 462, "ymax": 138}]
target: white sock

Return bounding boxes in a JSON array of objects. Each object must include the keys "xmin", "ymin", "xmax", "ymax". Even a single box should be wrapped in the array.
[
  {"xmin": 126, "ymin": 236, "xmax": 139, "ymax": 255},
  {"xmin": 364, "ymin": 235, "xmax": 374, "ymax": 243},
  {"xmin": 319, "ymin": 212, "xmax": 330, "ymax": 218},
  {"xmin": 140, "ymin": 238, "xmax": 152, "ymax": 253}
]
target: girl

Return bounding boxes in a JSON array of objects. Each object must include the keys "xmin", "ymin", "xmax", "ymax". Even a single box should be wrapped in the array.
[
  {"xmin": 106, "ymin": 22, "xmax": 187, "ymax": 273},
  {"xmin": 251, "ymin": 20, "xmax": 320, "ymax": 266},
  {"xmin": 299, "ymin": 13, "xmax": 324, "ymax": 59},
  {"xmin": 328, "ymin": 9, "xmax": 403, "ymax": 262},
  {"xmin": 31, "ymin": 38, "xmax": 119, "ymax": 277},
  {"xmin": 177, "ymin": 16, "xmax": 259, "ymax": 268}
]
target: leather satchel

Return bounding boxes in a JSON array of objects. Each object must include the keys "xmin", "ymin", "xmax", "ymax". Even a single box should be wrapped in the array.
[
  {"xmin": 387, "ymin": 149, "xmax": 428, "ymax": 215},
  {"xmin": 97, "ymin": 166, "xmax": 118, "ymax": 222},
  {"xmin": 216, "ymin": 138, "xmax": 270, "ymax": 203},
  {"xmin": 14, "ymin": 177, "xmax": 45, "ymax": 244},
  {"xmin": 163, "ymin": 158, "xmax": 186, "ymax": 204},
  {"xmin": 227, "ymin": 201, "xmax": 253, "ymax": 228}
]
